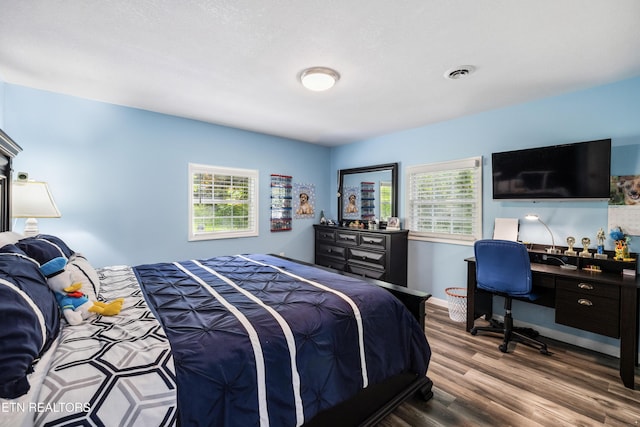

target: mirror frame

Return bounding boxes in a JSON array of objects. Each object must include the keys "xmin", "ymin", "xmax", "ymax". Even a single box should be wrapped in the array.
[{"xmin": 338, "ymin": 162, "xmax": 398, "ymax": 225}]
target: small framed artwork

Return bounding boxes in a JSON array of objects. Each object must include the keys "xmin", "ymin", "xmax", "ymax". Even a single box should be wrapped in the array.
[
  {"xmin": 293, "ymin": 183, "xmax": 316, "ymax": 219},
  {"xmin": 342, "ymin": 185, "xmax": 360, "ymax": 219},
  {"xmin": 387, "ymin": 217, "xmax": 400, "ymax": 230}
]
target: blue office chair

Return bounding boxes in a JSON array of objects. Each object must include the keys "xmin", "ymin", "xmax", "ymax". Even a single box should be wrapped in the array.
[{"xmin": 470, "ymin": 239, "xmax": 550, "ymax": 355}]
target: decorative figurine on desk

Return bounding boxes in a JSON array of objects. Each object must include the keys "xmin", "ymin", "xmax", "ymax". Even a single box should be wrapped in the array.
[
  {"xmin": 319, "ymin": 210, "xmax": 327, "ymax": 225},
  {"xmin": 580, "ymin": 237, "xmax": 592, "ymax": 258},
  {"xmin": 564, "ymin": 236, "xmax": 577, "ymax": 256},
  {"xmin": 594, "ymin": 228, "xmax": 608, "ymax": 259},
  {"xmin": 610, "ymin": 226, "xmax": 631, "ymax": 260}
]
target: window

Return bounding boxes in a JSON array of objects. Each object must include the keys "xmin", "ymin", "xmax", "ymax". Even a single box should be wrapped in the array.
[
  {"xmin": 405, "ymin": 157, "xmax": 482, "ymax": 244},
  {"xmin": 189, "ymin": 163, "xmax": 259, "ymax": 241},
  {"xmin": 379, "ymin": 180, "xmax": 392, "ymax": 221}
]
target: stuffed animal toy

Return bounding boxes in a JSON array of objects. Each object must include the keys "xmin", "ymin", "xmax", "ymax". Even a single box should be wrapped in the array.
[
  {"xmin": 16, "ymin": 234, "xmax": 124, "ymax": 325},
  {"xmin": 42, "ymin": 256, "xmax": 124, "ymax": 325}
]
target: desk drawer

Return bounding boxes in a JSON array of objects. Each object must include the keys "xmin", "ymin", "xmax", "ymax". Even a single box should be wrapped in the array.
[
  {"xmin": 555, "ymin": 289, "xmax": 620, "ymax": 338},
  {"xmin": 556, "ymin": 278, "xmax": 619, "ymax": 299}
]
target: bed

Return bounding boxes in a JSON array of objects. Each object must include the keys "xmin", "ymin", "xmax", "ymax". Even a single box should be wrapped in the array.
[{"xmin": 0, "ymin": 233, "xmax": 432, "ymax": 427}]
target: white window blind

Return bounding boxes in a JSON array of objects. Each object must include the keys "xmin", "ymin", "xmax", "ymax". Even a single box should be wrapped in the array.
[
  {"xmin": 189, "ymin": 163, "xmax": 259, "ymax": 241},
  {"xmin": 405, "ymin": 157, "xmax": 482, "ymax": 244},
  {"xmin": 379, "ymin": 180, "xmax": 392, "ymax": 221}
]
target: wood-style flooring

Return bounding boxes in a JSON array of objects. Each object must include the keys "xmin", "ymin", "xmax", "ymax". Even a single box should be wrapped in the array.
[{"xmin": 380, "ymin": 302, "xmax": 640, "ymax": 426}]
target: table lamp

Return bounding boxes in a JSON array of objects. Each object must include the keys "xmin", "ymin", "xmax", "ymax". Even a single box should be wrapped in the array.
[
  {"xmin": 12, "ymin": 175, "xmax": 61, "ymax": 237},
  {"xmin": 525, "ymin": 214, "xmax": 560, "ymax": 254}
]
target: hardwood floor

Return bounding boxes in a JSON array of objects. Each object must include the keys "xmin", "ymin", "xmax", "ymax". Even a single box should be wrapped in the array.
[{"xmin": 380, "ymin": 302, "xmax": 640, "ymax": 426}]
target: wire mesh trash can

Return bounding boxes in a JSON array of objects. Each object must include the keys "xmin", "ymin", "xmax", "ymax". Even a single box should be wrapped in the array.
[{"xmin": 445, "ymin": 287, "xmax": 467, "ymax": 322}]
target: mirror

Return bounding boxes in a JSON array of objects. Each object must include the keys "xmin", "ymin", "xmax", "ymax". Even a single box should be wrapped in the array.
[{"xmin": 338, "ymin": 163, "xmax": 398, "ymax": 226}]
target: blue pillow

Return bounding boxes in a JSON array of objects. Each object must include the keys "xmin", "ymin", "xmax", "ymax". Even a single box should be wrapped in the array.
[
  {"xmin": 16, "ymin": 234, "xmax": 75, "ymax": 265},
  {"xmin": 0, "ymin": 244, "xmax": 61, "ymax": 398}
]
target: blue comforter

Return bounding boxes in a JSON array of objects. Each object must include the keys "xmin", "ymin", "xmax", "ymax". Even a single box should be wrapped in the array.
[{"xmin": 134, "ymin": 254, "xmax": 430, "ymax": 427}]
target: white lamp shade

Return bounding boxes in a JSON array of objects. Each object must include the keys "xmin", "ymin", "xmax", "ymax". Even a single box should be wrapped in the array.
[{"xmin": 12, "ymin": 180, "xmax": 61, "ymax": 218}]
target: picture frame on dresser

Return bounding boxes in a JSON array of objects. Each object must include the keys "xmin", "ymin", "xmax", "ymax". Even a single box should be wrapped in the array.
[{"xmin": 386, "ymin": 217, "xmax": 400, "ymax": 230}]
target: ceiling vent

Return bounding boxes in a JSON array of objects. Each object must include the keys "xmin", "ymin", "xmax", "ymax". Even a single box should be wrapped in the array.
[{"xmin": 444, "ymin": 65, "xmax": 476, "ymax": 80}]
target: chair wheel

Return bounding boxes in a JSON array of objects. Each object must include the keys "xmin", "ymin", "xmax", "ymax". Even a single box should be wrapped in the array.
[
  {"xmin": 499, "ymin": 343, "xmax": 508, "ymax": 353},
  {"xmin": 470, "ymin": 328, "xmax": 478, "ymax": 336}
]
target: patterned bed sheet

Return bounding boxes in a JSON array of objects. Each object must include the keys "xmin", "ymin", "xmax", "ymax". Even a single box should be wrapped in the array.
[{"xmin": 17, "ymin": 265, "xmax": 177, "ymax": 427}]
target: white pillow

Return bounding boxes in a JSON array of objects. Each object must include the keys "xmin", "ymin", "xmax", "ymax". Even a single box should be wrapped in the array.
[
  {"xmin": 66, "ymin": 253, "xmax": 101, "ymax": 301},
  {"xmin": 0, "ymin": 231, "xmax": 23, "ymax": 247}
]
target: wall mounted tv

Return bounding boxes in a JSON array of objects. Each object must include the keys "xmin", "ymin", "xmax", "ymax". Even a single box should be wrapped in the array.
[{"xmin": 492, "ymin": 138, "xmax": 611, "ymax": 201}]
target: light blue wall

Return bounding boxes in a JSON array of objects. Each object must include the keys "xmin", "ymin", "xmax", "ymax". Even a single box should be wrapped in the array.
[
  {"xmin": 2, "ymin": 84, "xmax": 331, "ymax": 267},
  {"xmin": 0, "ymin": 80, "xmax": 5, "ymax": 127},
  {"xmin": 330, "ymin": 76, "xmax": 640, "ymax": 352},
  {"xmin": 2, "ymin": 76, "xmax": 639, "ymax": 354}
]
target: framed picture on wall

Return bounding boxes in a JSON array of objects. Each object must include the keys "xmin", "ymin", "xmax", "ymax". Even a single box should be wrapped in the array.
[{"xmin": 293, "ymin": 183, "xmax": 316, "ymax": 219}]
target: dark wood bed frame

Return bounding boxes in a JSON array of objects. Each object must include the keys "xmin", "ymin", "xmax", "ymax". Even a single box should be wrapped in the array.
[
  {"xmin": 0, "ymin": 129, "xmax": 22, "ymax": 232},
  {"xmin": 273, "ymin": 255, "xmax": 434, "ymax": 426}
]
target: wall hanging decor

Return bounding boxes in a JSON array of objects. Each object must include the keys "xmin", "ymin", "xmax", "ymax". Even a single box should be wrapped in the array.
[
  {"xmin": 342, "ymin": 185, "xmax": 360, "ymax": 220},
  {"xmin": 270, "ymin": 174, "xmax": 292, "ymax": 231},
  {"xmin": 293, "ymin": 183, "xmax": 316, "ymax": 219},
  {"xmin": 608, "ymin": 175, "xmax": 640, "ymax": 236}
]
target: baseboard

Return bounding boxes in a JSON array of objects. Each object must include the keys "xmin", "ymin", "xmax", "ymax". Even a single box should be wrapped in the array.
[{"xmin": 427, "ymin": 297, "xmax": 637, "ymax": 360}]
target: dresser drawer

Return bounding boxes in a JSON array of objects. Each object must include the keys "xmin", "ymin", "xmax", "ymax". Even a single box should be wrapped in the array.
[
  {"xmin": 316, "ymin": 243, "xmax": 346, "ymax": 260},
  {"xmin": 336, "ymin": 231, "xmax": 359, "ymax": 245},
  {"xmin": 314, "ymin": 225, "xmax": 408, "ymax": 287},
  {"xmin": 556, "ymin": 278, "xmax": 619, "ymax": 299},
  {"xmin": 315, "ymin": 256, "xmax": 347, "ymax": 271},
  {"xmin": 555, "ymin": 289, "xmax": 620, "ymax": 338},
  {"xmin": 348, "ymin": 248, "xmax": 385, "ymax": 267},
  {"xmin": 359, "ymin": 233, "xmax": 388, "ymax": 250},
  {"xmin": 348, "ymin": 263, "xmax": 386, "ymax": 281},
  {"xmin": 316, "ymin": 228, "xmax": 336, "ymax": 243}
]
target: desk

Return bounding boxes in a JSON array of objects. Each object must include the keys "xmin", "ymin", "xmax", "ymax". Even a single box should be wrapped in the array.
[{"xmin": 465, "ymin": 257, "xmax": 640, "ymax": 389}]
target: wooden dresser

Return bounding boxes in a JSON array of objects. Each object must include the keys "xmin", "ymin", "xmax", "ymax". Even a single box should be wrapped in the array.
[{"xmin": 313, "ymin": 224, "xmax": 408, "ymax": 286}]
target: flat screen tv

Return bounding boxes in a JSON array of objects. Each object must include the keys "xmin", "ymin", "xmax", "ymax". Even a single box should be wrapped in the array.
[{"xmin": 492, "ymin": 138, "xmax": 611, "ymax": 200}]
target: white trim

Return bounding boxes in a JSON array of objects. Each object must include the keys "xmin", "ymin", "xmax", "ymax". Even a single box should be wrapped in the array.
[
  {"xmin": 404, "ymin": 156, "xmax": 482, "ymax": 245},
  {"xmin": 188, "ymin": 163, "xmax": 259, "ymax": 241}
]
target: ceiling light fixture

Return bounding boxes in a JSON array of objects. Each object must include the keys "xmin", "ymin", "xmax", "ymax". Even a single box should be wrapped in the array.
[
  {"xmin": 300, "ymin": 67, "xmax": 340, "ymax": 91},
  {"xmin": 444, "ymin": 65, "xmax": 476, "ymax": 80}
]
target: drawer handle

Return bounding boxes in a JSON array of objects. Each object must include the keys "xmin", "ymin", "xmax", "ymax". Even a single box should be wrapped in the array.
[
  {"xmin": 577, "ymin": 298, "xmax": 593, "ymax": 306},
  {"xmin": 578, "ymin": 283, "xmax": 594, "ymax": 290}
]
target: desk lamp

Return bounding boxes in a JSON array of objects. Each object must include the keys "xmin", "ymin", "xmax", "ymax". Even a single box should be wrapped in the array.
[
  {"xmin": 12, "ymin": 174, "xmax": 61, "ymax": 237},
  {"xmin": 525, "ymin": 214, "xmax": 560, "ymax": 254}
]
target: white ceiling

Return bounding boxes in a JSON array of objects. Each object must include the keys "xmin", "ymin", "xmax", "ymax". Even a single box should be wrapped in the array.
[{"xmin": 1, "ymin": 1, "xmax": 640, "ymax": 146}]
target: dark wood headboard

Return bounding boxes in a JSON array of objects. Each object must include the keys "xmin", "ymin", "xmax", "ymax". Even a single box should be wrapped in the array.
[{"xmin": 0, "ymin": 129, "xmax": 23, "ymax": 232}]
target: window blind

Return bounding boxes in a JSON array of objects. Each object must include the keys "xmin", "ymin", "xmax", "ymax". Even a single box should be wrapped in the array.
[
  {"xmin": 406, "ymin": 157, "xmax": 482, "ymax": 243},
  {"xmin": 189, "ymin": 164, "xmax": 258, "ymax": 240}
]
